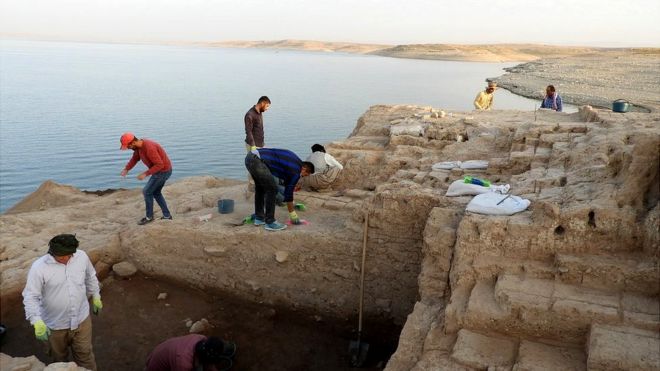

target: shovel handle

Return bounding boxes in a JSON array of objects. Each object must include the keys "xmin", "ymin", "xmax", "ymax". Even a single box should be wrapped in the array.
[{"xmin": 358, "ymin": 213, "xmax": 369, "ymax": 333}]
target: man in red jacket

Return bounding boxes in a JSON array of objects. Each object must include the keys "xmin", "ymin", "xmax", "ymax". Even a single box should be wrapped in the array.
[{"xmin": 120, "ymin": 133, "xmax": 173, "ymax": 225}]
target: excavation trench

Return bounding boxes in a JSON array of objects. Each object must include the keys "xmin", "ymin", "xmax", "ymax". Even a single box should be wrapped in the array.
[
  {"xmin": 1, "ymin": 198, "xmax": 428, "ymax": 370},
  {"xmin": 2, "ymin": 274, "xmax": 403, "ymax": 370}
]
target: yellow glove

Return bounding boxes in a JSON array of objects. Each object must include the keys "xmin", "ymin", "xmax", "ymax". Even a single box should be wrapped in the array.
[
  {"xmin": 34, "ymin": 319, "xmax": 50, "ymax": 341},
  {"xmin": 250, "ymin": 146, "xmax": 257, "ymax": 151},
  {"xmin": 92, "ymin": 297, "xmax": 103, "ymax": 315},
  {"xmin": 289, "ymin": 211, "xmax": 300, "ymax": 225}
]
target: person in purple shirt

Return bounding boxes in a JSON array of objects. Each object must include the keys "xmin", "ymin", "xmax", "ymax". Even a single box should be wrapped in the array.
[
  {"xmin": 540, "ymin": 85, "xmax": 563, "ymax": 112},
  {"xmin": 146, "ymin": 334, "xmax": 236, "ymax": 371}
]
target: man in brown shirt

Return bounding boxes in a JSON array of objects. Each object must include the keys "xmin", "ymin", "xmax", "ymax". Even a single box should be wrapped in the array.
[
  {"xmin": 244, "ymin": 96, "xmax": 271, "ymax": 196},
  {"xmin": 244, "ymin": 96, "xmax": 271, "ymax": 151}
]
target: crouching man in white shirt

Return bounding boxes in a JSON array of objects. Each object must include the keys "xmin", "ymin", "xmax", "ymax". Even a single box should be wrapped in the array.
[
  {"xmin": 299, "ymin": 144, "xmax": 344, "ymax": 191},
  {"xmin": 22, "ymin": 234, "xmax": 102, "ymax": 371}
]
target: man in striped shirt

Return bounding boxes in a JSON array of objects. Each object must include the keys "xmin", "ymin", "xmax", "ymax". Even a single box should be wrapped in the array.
[{"xmin": 245, "ymin": 148, "xmax": 314, "ymax": 231}]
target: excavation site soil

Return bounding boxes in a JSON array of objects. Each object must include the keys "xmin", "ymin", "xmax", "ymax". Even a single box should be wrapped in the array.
[{"xmin": 1, "ymin": 275, "xmax": 400, "ymax": 371}]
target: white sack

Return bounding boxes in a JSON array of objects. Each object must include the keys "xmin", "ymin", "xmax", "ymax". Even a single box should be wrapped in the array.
[
  {"xmin": 445, "ymin": 180, "xmax": 510, "ymax": 196},
  {"xmin": 466, "ymin": 192, "xmax": 530, "ymax": 216},
  {"xmin": 459, "ymin": 160, "xmax": 489, "ymax": 169},
  {"xmin": 432, "ymin": 161, "xmax": 462, "ymax": 170},
  {"xmin": 390, "ymin": 124, "xmax": 425, "ymax": 136}
]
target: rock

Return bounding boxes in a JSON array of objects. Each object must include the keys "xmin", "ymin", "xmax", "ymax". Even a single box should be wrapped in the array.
[
  {"xmin": 157, "ymin": 292, "xmax": 168, "ymax": 300},
  {"xmin": 112, "ymin": 261, "xmax": 137, "ymax": 278},
  {"xmin": 44, "ymin": 362, "xmax": 91, "ymax": 370},
  {"xmin": 0, "ymin": 353, "xmax": 46, "ymax": 371},
  {"xmin": 94, "ymin": 261, "xmax": 111, "ymax": 280},
  {"xmin": 189, "ymin": 318, "xmax": 211, "ymax": 334},
  {"xmin": 197, "ymin": 214, "xmax": 212, "ymax": 222},
  {"xmin": 184, "ymin": 319, "xmax": 193, "ymax": 328},
  {"xmin": 204, "ymin": 246, "xmax": 227, "ymax": 256},
  {"xmin": 275, "ymin": 251, "xmax": 289, "ymax": 263}
]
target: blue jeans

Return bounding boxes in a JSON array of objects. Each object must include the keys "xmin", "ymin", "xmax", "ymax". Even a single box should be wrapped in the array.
[
  {"xmin": 143, "ymin": 170, "xmax": 172, "ymax": 219},
  {"xmin": 245, "ymin": 153, "xmax": 278, "ymax": 224}
]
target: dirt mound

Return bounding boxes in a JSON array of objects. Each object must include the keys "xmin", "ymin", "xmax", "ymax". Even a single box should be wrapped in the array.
[{"xmin": 5, "ymin": 180, "xmax": 98, "ymax": 214}]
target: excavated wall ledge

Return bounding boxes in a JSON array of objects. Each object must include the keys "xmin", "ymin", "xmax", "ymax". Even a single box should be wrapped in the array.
[{"xmin": 119, "ymin": 213, "xmax": 422, "ymax": 321}]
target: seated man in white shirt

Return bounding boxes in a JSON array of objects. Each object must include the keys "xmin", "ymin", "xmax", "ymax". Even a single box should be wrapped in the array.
[
  {"xmin": 22, "ymin": 234, "xmax": 102, "ymax": 371},
  {"xmin": 299, "ymin": 144, "xmax": 344, "ymax": 191}
]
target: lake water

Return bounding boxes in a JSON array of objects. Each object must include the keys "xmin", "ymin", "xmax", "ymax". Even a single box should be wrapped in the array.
[{"xmin": 1, "ymin": 40, "xmax": 549, "ymax": 212}]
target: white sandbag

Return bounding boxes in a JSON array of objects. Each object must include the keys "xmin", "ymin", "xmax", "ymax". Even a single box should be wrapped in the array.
[
  {"xmin": 432, "ymin": 161, "xmax": 462, "ymax": 170},
  {"xmin": 446, "ymin": 179, "xmax": 491, "ymax": 196},
  {"xmin": 459, "ymin": 160, "xmax": 489, "ymax": 169},
  {"xmin": 466, "ymin": 192, "xmax": 530, "ymax": 216},
  {"xmin": 445, "ymin": 180, "xmax": 510, "ymax": 196},
  {"xmin": 390, "ymin": 123, "xmax": 425, "ymax": 136}
]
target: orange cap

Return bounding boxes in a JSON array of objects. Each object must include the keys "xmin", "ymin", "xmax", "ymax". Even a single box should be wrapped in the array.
[{"xmin": 120, "ymin": 132, "xmax": 135, "ymax": 150}]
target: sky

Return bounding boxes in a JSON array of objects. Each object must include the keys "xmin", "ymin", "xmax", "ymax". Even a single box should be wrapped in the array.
[{"xmin": 1, "ymin": 0, "xmax": 659, "ymax": 47}]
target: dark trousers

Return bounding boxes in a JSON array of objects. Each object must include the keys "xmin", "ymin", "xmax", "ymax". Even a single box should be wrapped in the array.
[
  {"xmin": 245, "ymin": 153, "xmax": 278, "ymax": 224},
  {"xmin": 143, "ymin": 170, "xmax": 172, "ymax": 219}
]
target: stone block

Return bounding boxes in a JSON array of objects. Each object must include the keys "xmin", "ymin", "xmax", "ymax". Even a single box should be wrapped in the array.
[
  {"xmin": 494, "ymin": 275, "xmax": 553, "ymax": 312},
  {"xmin": 622, "ymin": 293, "xmax": 659, "ymax": 315},
  {"xmin": 422, "ymin": 323, "xmax": 456, "ymax": 353},
  {"xmin": 409, "ymin": 350, "xmax": 474, "ymax": 371},
  {"xmin": 451, "ymin": 329, "xmax": 517, "ymax": 369},
  {"xmin": 587, "ymin": 324, "xmax": 660, "ymax": 371},
  {"xmin": 385, "ymin": 302, "xmax": 442, "ymax": 371},
  {"xmin": 622, "ymin": 293, "xmax": 660, "ymax": 330},
  {"xmin": 513, "ymin": 341, "xmax": 586, "ymax": 371},
  {"xmin": 553, "ymin": 283, "xmax": 619, "ymax": 310},
  {"xmin": 551, "ymin": 300, "xmax": 619, "ymax": 325},
  {"xmin": 444, "ymin": 284, "xmax": 471, "ymax": 334},
  {"xmin": 464, "ymin": 280, "xmax": 511, "ymax": 328}
]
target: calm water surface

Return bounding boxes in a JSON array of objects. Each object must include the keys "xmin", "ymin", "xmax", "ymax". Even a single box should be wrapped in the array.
[{"xmin": 1, "ymin": 40, "xmax": 549, "ymax": 211}]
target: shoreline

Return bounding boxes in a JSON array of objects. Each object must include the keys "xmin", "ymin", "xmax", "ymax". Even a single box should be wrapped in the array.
[
  {"xmin": 6, "ymin": 38, "xmax": 657, "ymax": 112},
  {"xmin": 492, "ymin": 50, "xmax": 660, "ymax": 112}
]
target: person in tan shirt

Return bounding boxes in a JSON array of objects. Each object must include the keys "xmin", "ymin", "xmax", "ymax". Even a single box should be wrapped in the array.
[{"xmin": 474, "ymin": 81, "xmax": 497, "ymax": 110}]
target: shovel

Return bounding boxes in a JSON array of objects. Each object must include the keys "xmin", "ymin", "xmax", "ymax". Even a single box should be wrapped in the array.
[{"xmin": 349, "ymin": 213, "xmax": 370, "ymax": 367}]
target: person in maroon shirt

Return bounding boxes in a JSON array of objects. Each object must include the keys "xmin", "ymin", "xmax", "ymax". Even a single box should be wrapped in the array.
[
  {"xmin": 120, "ymin": 133, "xmax": 173, "ymax": 225},
  {"xmin": 146, "ymin": 334, "xmax": 236, "ymax": 371}
]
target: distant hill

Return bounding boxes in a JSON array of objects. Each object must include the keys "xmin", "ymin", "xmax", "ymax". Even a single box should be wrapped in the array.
[
  {"xmin": 207, "ymin": 39, "xmax": 390, "ymax": 54},
  {"xmin": 370, "ymin": 43, "xmax": 605, "ymax": 62},
  {"xmin": 206, "ymin": 39, "xmax": 612, "ymax": 62}
]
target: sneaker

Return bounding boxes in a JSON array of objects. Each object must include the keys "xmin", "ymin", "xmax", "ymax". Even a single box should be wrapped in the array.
[
  {"xmin": 138, "ymin": 217, "xmax": 154, "ymax": 225},
  {"xmin": 253, "ymin": 218, "xmax": 265, "ymax": 226},
  {"xmin": 264, "ymin": 221, "xmax": 287, "ymax": 231},
  {"xmin": 160, "ymin": 215, "xmax": 173, "ymax": 220}
]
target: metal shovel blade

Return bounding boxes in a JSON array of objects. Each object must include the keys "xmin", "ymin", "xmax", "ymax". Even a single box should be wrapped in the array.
[{"xmin": 348, "ymin": 339, "xmax": 369, "ymax": 367}]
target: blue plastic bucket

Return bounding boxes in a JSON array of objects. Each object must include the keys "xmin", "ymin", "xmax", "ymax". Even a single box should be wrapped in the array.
[
  {"xmin": 612, "ymin": 99, "xmax": 631, "ymax": 113},
  {"xmin": 218, "ymin": 199, "xmax": 234, "ymax": 214}
]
